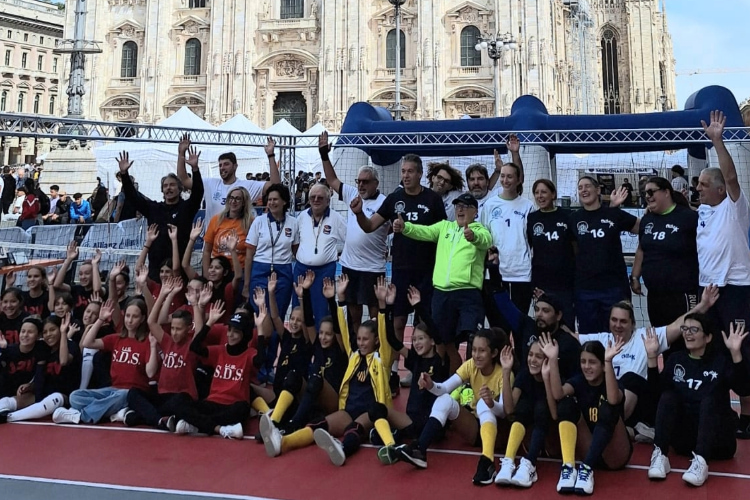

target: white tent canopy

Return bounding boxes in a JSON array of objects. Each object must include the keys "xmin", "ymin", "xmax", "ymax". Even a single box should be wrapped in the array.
[
  {"xmin": 93, "ymin": 108, "xmax": 270, "ymax": 200},
  {"xmin": 297, "ymin": 123, "xmax": 328, "ymax": 173}
]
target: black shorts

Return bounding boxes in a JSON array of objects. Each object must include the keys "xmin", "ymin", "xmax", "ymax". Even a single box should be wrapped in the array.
[
  {"xmin": 647, "ymin": 290, "xmax": 699, "ymax": 327},
  {"xmin": 701, "ymin": 284, "xmax": 750, "ymax": 358},
  {"xmin": 391, "ymin": 267, "xmax": 434, "ymax": 318},
  {"xmin": 341, "ymin": 266, "xmax": 383, "ymax": 306},
  {"xmin": 432, "ymin": 288, "xmax": 485, "ymax": 344}
]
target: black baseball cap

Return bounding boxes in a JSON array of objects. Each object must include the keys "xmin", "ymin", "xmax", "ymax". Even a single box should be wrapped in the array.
[
  {"xmin": 536, "ymin": 294, "xmax": 563, "ymax": 314},
  {"xmin": 228, "ymin": 312, "xmax": 252, "ymax": 334},
  {"xmin": 452, "ymin": 192, "xmax": 478, "ymax": 209}
]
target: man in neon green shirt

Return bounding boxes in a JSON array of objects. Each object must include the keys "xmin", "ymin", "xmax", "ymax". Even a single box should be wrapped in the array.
[{"xmin": 394, "ymin": 192, "xmax": 492, "ymax": 373}]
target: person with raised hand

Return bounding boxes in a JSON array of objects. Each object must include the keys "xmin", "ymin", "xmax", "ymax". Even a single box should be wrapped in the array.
[
  {"xmin": 53, "ymin": 242, "xmax": 103, "ymax": 320},
  {"xmin": 170, "ymin": 302, "xmax": 269, "ymax": 439},
  {"xmin": 392, "ymin": 192, "xmax": 491, "ymax": 374},
  {"xmin": 53, "ymin": 298, "xmax": 152, "ymax": 425},
  {"xmin": 120, "ymin": 276, "xmax": 200, "ymax": 430},
  {"xmin": 695, "ymin": 110, "xmax": 750, "ymax": 437},
  {"xmin": 0, "ymin": 314, "xmax": 80, "ymax": 424},
  {"xmin": 135, "ymin": 224, "xmax": 183, "ymax": 311},
  {"xmin": 544, "ymin": 335, "xmax": 631, "ymax": 496},
  {"xmin": 118, "ymin": 144, "xmax": 204, "ymax": 281},
  {"xmin": 202, "ymin": 186, "xmax": 254, "ymax": 277},
  {"xmin": 646, "ymin": 318, "xmax": 750, "ymax": 486},
  {"xmin": 4, "ymin": 265, "xmax": 50, "ymax": 317}
]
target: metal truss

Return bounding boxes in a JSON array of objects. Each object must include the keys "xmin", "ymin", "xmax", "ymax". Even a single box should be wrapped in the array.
[{"xmin": 1, "ymin": 112, "xmax": 748, "ymax": 148}]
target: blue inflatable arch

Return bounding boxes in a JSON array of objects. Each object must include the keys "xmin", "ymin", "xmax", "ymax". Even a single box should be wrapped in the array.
[{"xmin": 339, "ymin": 85, "xmax": 746, "ymax": 166}]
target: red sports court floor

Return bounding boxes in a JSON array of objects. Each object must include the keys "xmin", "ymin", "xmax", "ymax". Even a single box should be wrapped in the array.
[{"xmin": 1, "ymin": 393, "xmax": 749, "ymax": 500}]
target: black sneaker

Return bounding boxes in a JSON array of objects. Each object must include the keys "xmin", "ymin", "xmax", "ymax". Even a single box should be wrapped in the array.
[
  {"xmin": 472, "ymin": 455, "xmax": 496, "ymax": 486},
  {"xmin": 0, "ymin": 409, "xmax": 10, "ymax": 424},
  {"xmin": 157, "ymin": 415, "xmax": 175, "ymax": 432},
  {"xmin": 396, "ymin": 443, "xmax": 427, "ymax": 469},
  {"xmin": 165, "ymin": 415, "xmax": 177, "ymax": 433},
  {"xmin": 123, "ymin": 410, "xmax": 140, "ymax": 427},
  {"xmin": 370, "ymin": 426, "xmax": 400, "ymax": 446},
  {"xmin": 389, "ymin": 372, "xmax": 400, "ymax": 398}
]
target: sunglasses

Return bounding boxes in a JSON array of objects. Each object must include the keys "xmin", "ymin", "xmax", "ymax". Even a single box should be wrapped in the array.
[
  {"xmin": 356, "ymin": 179, "xmax": 374, "ymax": 185},
  {"xmin": 644, "ymin": 188, "xmax": 663, "ymax": 198}
]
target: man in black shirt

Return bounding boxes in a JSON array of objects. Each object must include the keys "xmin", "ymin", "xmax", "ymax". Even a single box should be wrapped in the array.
[
  {"xmin": 352, "ymin": 154, "xmax": 446, "ymax": 389},
  {"xmin": 117, "ymin": 140, "xmax": 204, "ymax": 280}
]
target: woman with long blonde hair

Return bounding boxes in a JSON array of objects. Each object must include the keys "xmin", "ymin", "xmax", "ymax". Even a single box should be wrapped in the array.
[{"xmin": 202, "ymin": 186, "xmax": 254, "ymax": 276}]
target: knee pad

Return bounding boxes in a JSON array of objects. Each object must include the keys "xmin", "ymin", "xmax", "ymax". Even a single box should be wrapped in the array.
[
  {"xmin": 282, "ymin": 371, "xmax": 303, "ymax": 395},
  {"xmin": 430, "ymin": 393, "xmax": 460, "ymax": 425},
  {"xmin": 344, "ymin": 421, "xmax": 366, "ymax": 440},
  {"xmin": 596, "ymin": 401, "xmax": 620, "ymax": 432},
  {"xmin": 557, "ymin": 396, "xmax": 581, "ymax": 424},
  {"xmin": 368, "ymin": 402, "xmax": 388, "ymax": 423},
  {"xmin": 306, "ymin": 374, "xmax": 324, "ymax": 397},
  {"xmin": 476, "ymin": 398, "xmax": 498, "ymax": 426}
]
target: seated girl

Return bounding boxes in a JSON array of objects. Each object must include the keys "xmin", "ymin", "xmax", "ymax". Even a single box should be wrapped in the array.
[
  {"xmin": 0, "ymin": 317, "xmax": 49, "ymax": 414},
  {"xmin": 544, "ymin": 337, "xmax": 631, "ymax": 495},
  {"xmin": 646, "ymin": 317, "xmax": 750, "ymax": 486}
]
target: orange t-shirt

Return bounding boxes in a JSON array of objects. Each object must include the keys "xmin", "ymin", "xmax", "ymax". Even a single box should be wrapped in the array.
[{"xmin": 204, "ymin": 216, "xmax": 249, "ymax": 267}]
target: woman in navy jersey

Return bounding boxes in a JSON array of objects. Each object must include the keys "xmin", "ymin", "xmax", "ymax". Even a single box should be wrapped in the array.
[
  {"xmin": 545, "ymin": 338, "xmax": 632, "ymax": 495},
  {"xmin": 0, "ymin": 317, "xmax": 49, "ymax": 414},
  {"xmin": 0, "ymin": 288, "xmax": 29, "ymax": 344},
  {"xmin": 527, "ymin": 179, "xmax": 575, "ymax": 328},
  {"xmin": 570, "ymin": 177, "xmax": 639, "ymax": 334},
  {"xmin": 631, "ymin": 177, "xmax": 699, "ymax": 338},
  {"xmin": 646, "ymin": 316, "xmax": 750, "ymax": 486},
  {"xmin": 0, "ymin": 314, "xmax": 81, "ymax": 423},
  {"xmin": 4, "ymin": 266, "xmax": 50, "ymax": 318}
]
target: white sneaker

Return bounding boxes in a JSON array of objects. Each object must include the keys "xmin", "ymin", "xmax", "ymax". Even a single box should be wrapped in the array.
[
  {"xmin": 52, "ymin": 407, "xmax": 81, "ymax": 425},
  {"xmin": 648, "ymin": 446, "xmax": 671, "ymax": 480},
  {"xmin": 635, "ymin": 422, "xmax": 655, "ymax": 444},
  {"xmin": 219, "ymin": 423, "xmax": 244, "ymax": 440},
  {"xmin": 511, "ymin": 457, "xmax": 538, "ymax": 488},
  {"xmin": 260, "ymin": 413, "xmax": 282, "ymax": 457},
  {"xmin": 574, "ymin": 464, "xmax": 594, "ymax": 495},
  {"xmin": 399, "ymin": 371, "xmax": 413, "ymax": 387},
  {"xmin": 682, "ymin": 452, "xmax": 708, "ymax": 486},
  {"xmin": 175, "ymin": 419, "xmax": 199, "ymax": 435},
  {"xmin": 494, "ymin": 457, "xmax": 515, "ymax": 485},
  {"xmin": 110, "ymin": 407, "xmax": 129, "ymax": 423},
  {"xmin": 314, "ymin": 428, "xmax": 346, "ymax": 466},
  {"xmin": 556, "ymin": 463, "xmax": 577, "ymax": 493}
]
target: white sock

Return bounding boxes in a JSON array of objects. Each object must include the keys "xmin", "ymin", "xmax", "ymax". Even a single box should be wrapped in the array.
[
  {"xmin": 7, "ymin": 393, "xmax": 64, "ymax": 422},
  {"xmin": 0, "ymin": 397, "xmax": 18, "ymax": 412},
  {"xmin": 79, "ymin": 348, "xmax": 98, "ymax": 390}
]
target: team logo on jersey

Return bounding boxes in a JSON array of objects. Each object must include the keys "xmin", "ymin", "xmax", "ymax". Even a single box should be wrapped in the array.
[
  {"xmin": 395, "ymin": 201, "xmax": 406, "ymax": 214},
  {"xmin": 600, "ymin": 219, "xmax": 615, "ymax": 228},
  {"xmin": 323, "ymin": 225, "xmax": 331, "ymax": 235},
  {"xmin": 577, "ymin": 221, "xmax": 589, "ymax": 235},
  {"xmin": 673, "ymin": 364, "xmax": 686, "ymax": 383},
  {"xmin": 526, "ymin": 334, "xmax": 538, "ymax": 347},
  {"xmin": 533, "ymin": 223, "xmax": 544, "ymax": 236},
  {"xmin": 557, "ymin": 222, "xmax": 568, "ymax": 229},
  {"xmin": 644, "ymin": 223, "xmax": 654, "ymax": 235},
  {"xmin": 703, "ymin": 370, "xmax": 718, "ymax": 381},
  {"xmin": 418, "ymin": 204, "xmax": 430, "ymax": 213},
  {"xmin": 698, "ymin": 206, "xmax": 715, "ymax": 223},
  {"xmin": 285, "ymin": 227, "xmax": 292, "ymax": 237},
  {"xmin": 491, "ymin": 207, "xmax": 503, "ymax": 220},
  {"xmin": 213, "ymin": 191, "xmax": 222, "ymax": 201},
  {"xmin": 666, "ymin": 224, "xmax": 679, "ymax": 233}
]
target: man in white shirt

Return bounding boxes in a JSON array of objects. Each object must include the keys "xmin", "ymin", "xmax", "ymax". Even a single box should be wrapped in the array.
[
  {"xmin": 696, "ymin": 109, "xmax": 750, "ymax": 436},
  {"xmin": 670, "ymin": 165, "xmax": 689, "ymax": 194},
  {"xmin": 293, "ymin": 183, "xmax": 347, "ymax": 329},
  {"xmin": 465, "ymin": 134, "xmax": 523, "ymax": 219},
  {"xmin": 319, "ymin": 132, "xmax": 388, "ymax": 333},
  {"xmin": 176, "ymin": 135, "xmax": 280, "ymax": 224}
]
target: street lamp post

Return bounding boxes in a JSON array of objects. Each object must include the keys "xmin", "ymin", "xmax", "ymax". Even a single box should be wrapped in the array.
[
  {"xmin": 388, "ymin": 0, "xmax": 407, "ymax": 121},
  {"xmin": 475, "ymin": 32, "xmax": 518, "ymax": 117}
]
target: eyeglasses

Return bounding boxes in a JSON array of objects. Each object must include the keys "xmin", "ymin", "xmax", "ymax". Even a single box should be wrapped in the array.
[
  {"xmin": 679, "ymin": 325, "xmax": 702, "ymax": 334},
  {"xmin": 356, "ymin": 179, "xmax": 373, "ymax": 185},
  {"xmin": 433, "ymin": 175, "xmax": 452, "ymax": 184},
  {"xmin": 227, "ymin": 196, "xmax": 243, "ymax": 202},
  {"xmin": 454, "ymin": 203, "xmax": 475, "ymax": 211},
  {"xmin": 644, "ymin": 188, "xmax": 663, "ymax": 198}
]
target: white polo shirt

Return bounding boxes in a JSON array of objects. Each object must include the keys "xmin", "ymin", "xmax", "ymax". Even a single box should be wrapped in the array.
[
  {"xmin": 697, "ymin": 191, "xmax": 750, "ymax": 286},
  {"xmin": 338, "ymin": 183, "xmax": 388, "ymax": 273},
  {"xmin": 245, "ymin": 213, "xmax": 299, "ymax": 265},
  {"xmin": 579, "ymin": 327, "xmax": 668, "ymax": 380},
  {"xmin": 480, "ymin": 194, "xmax": 535, "ymax": 282},
  {"xmin": 203, "ymin": 178, "xmax": 266, "ymax": 223},
  {"xmin": 442, "ymin": 190, "xmax": 461, "ymax": 222},
  {"xmin": 296, "ymin": 207, "xmax": 347, "ymax": 267}
]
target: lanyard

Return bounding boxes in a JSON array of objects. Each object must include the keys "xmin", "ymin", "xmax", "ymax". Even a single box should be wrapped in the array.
[
  {"xmin": 267, "ymin": 215, "xmax": 284, "ymax": 271},
  {"xmin": 311, "ymin": 213, "xmax": 325, "ymax": 254}
]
